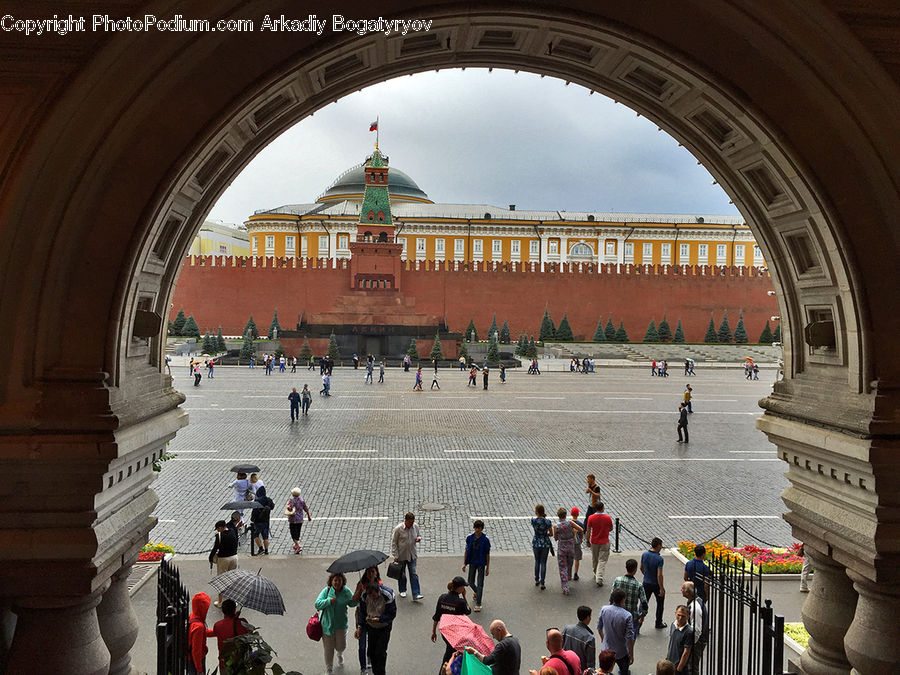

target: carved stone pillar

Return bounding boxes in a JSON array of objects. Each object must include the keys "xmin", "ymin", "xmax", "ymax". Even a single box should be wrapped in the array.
[
  {"xmin": 845, "ymin": 572, "xmax": 900, "ymax": 675},
  {"xmin": 97, "ymin": 561, "xmax": 141, "ymax": 675},
  {"xmin": 798, "ymin": 548, "xmax": 856, "ymax": 675},
  {"xmin": 7, "ymin": 588, "xmax": 110, "ymax": 675}
]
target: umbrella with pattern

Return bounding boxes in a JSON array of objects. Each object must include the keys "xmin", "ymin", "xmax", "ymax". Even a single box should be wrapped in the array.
[
  {"xmin": 438, "ymin": 614, "xmax": 495, "ymax": 655},
  {"xmin": 209, "ymin": 569, "xmax": 285, "ymax": 615}
]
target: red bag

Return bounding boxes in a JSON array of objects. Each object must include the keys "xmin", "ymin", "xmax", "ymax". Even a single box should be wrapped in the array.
[{"xmin": 306, "ymin": 612, "xmax": 322, "ymax": 641}]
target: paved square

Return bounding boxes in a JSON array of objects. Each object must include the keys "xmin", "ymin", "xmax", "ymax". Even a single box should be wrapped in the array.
[{"xmin": 152, "ymin": 362, "xmax": 790, "ymax": 556}]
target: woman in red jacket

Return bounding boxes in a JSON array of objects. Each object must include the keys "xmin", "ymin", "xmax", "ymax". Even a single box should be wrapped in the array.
[{"xmin": 187, "ymin": 592, "xmax": 214, "ymax": 674}]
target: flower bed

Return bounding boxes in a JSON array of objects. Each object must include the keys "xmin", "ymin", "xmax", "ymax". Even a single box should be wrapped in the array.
[
  {"xmin": 677, "ymin": 540, "xmax": 803, "ymax": 574},
  {"xmin": 138, "ymin": 542, "xmax": 174, "ymax": 562}
]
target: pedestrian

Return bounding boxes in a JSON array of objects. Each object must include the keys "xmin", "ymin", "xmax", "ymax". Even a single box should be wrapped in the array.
[
  {"xmin": 403, "ymin": 354, "xmax": 411, "ymax": 372},
  {"xmin": 431, "ymin": 576, "xmax": 472, "ymax": 666},
  {"xmin": 431, "ymin": 369, "xmax": 440, "ymax": 390},
  {"xmin": 570, "ymin": 507, "xmax": 584, "ymax": 581},
  {"xmin": 799, "ymin": 544, "xmax": 813, "ymax": 592},
  {"xmin": 187, "ymin": 592, "xmax": 214, "ymax": 675},
  {"xmin": 321, "ymin": 372, "xmax": 331, "ymax": 396},
  {"xmin": 378, "ymin": 358, "xmax": 385, "ymax": 383},
  {"xmin": 531, "ymin": 504, "xmax": 553, "ymax": 590},
  {"xmin": 585, "ymin": 474, "xmax": 602, "ymax": 520},
  {"xmin": 459, "ymin": 355, "xmax": 466, "ymax": 371},
  {"xmin": 676, "ymin": 402, "xmax": 689, "ymax": 443},
  {"xmin": 212, "ymin": 599, "xmax": 251, "ymax": 673},
  {"xmin": 206, "ymin": 359, "xmax": 215, "ymax": 378},
  {"xmin": 683, "ymin": 545, "xmax": 709, "ymax": 601},
  {"xmin": 279, "ymin": 355, "xmax": 286, "ymax": 372},
  {"xmin": 753, "ymin": 363, "xmax": 759, "ymax": 380},
  {"xmin": 366, "ymin": 358, "xmax": 374, "ymax": 384},
  {"xmin": 596, "ymin": 649, "xmax": 618, "ymax": 674},
  {"xmin": 308, "ymin": 354, "xmax": 315, "ymax": 370},
  {"xmin": 353, "ymin": 353, "xmax": 360, "ymax": 369},
  {"xmin": 358, "ymin": 580, "xmax": 396, "ymax": 675},
  {"xmin": 683, "ymin": 385, "xmax": 693, "ymax": 414},
  {"xmin": 391, "ymin": 512, "xmax": 423, "ymax": 599},
  {"xmin": 468, "ymin": 365, "xmax": 478, "ymax": 387},
  {"xmin": 664, "ymin": 606, "xmax": 693, "ymax": 674},
  {"xmin": 248, "ymin": 472, "xmax": 264, "ymax": 499},
  {"xmin": 536, "ymin": 628, "xmax": 582, "ymax": 675},
  {"xmin": 681, "ymin": 582, "xmax": 709, "ymax": 673},
  {"xmin": 300, "ymin": 384, "xmax": 311, "ymax": 415},
  {"xmin": 315, "ymin": 572, "xmax": 358, "ymax": 674},
  {"xmin": 414, "ymin": 367, "xmax": 423, "ymax": 391},
  {"xmin": 352, "ymin": 566, "xmax": 382, "ymax": 673},
  {"xmin": 285, "ymin": 487, "xmax": 312, "ymax": 554},
  {"xmin": 562, "ymin": 605, "xmax": 596, "ymax": 672},
  {"xmin": 288, "ymin": 387, "xmax": 301, "ymax": 422},
  {"xmin": 464, "ymin": 619, "xmax": 522, "ymax": 674},
  {"xmin": 553, "ymin": 507, "xmax": 583, "ymax": 595},
  {"xmin": 462, "ymin": 519, "xmax": 491, "ymax": 612},
  {"xmin": 611, "ymin": 559, "xmax": 648, "ymax": 635},
  {"xmin": 651, "ymin": 360, "xmax": 657, "ymax": 376},
  {"xmin": 208, "ymin": 520, "xmax": 239, "ymax": 608},
  {"xmin": 688, "ymin": 360, "xmax": 695, "ymax": 376},
  {"xmin": 640, "ymin": 537, "xmax": 667, "ymax": 629},
  {"xmin": 683, "ymin": 359, "xmax": 691, "ymax": 376},
  {"xmin": 597, "ymin": 589, "xmax": 636, "ymax": 675},
  {"xmin": 483, "ymin": 366, "xmax": 489, "ymax": 390},
  {"xmin": 250, "ymin": 485, "xmax": 273, "ymax": 556},
  {"xmin": 193, "ymin": 361, "xmax": 202, "ymax": 386},
  {"xmin": 228, "ymin": 472, "xmax": 252, "ymax": 525},
  {"xmin": 499, "ymin": 362, "xmax": 506, "ymax": 383},
  {"xmin": 291, "ymin": 355, "xmax": 297, "ymax": 373},
  {"xmin": 585, "ymin": 501, "xmax": 614, "ymax": 587},
  {"xmin": 249, "ymin": 354, "xmax": 255, "ymax": 369}
]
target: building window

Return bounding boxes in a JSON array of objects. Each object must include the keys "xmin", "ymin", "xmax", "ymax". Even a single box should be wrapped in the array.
[
  {"xmin": 511, "ymin": 240, "xmax": 520, "ymax": 255},
  {"xmin": 265, "ymin": 235, "xmax": 275, "ymax": 252},
  {"xmin": 398, "ymin": 237, "xmax": 407, "ymax": 253},
  {"xmin": 318, "ymin": 235, "xmax": 328, "ymax": 252},
  {"xmin": 698, "ymin": 243, "xmax": 708, "ymax": 264},
  {"xmin": 717, "ymin": 244, "xmax": 727, "ymax": 264},
  {"xmin": 529, "ymin": 240, "xmax": 539, "ymax": 256},
  {"xmin": 436, "ymin": 238, "xmax": 445, "ymax": 254},
  {"xmin": 548, "ymin": 240, "xmax": 558, "ymax": 255},
  {"xmin": 680, "ymin": 243, "xmax": 689, "ymax": 260},
  {"xmin": 219, "ymin": 244, "xmax": 228, "ymax": 254},
  {"xmin": 285, "ymin": 236, "xmax": 295, "ymax": 254},
  {"xmin": 492, "ymin": 239, "xmax": 502, "ymax": 255},
  {"xmin": 753, "ymin": 245, "xmax": 763, "ymax": 263},
  {"xmin": 643, "ymin": 243, "xmax": 653, "ymax": 262},
  {"xmin": 251, "ymin": 236, "xmax": 258, "ymax": 255},
  {"xmin": 454, "ymin": 238, "xmax": 464, "ymax": 255},
  {"xmin": 338, "ymin": 234, "xmax": 349, "ymax": 249},
  {"xmin": 735, "ymin": 244, "xmax": 745, "ymax": 263},
  {"xmin": 473, "ymin": 239, "xmax": 483, "ymax": 254},
  {"xmin": 416, "ymin": 237, "xmax": 426, "ymax": 253},
  {"xmin": 571, "ymin": 243, "xmax": 593, "ymax": 257},
  {"xmin": 661, "ymin": 242, "xmax": 671, "ymax": 262},
  {"xmin": 606, "ymin": 241, "xmax": 616, "ymax": 256},
  {"xmin": 624, "ymin": 242, "xmax": 634, "ymax": 260}
]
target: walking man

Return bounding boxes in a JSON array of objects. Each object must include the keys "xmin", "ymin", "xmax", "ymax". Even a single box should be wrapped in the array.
[
  {"xmin": 378, "ymin": 358, "xmax": 385, "ymax": 383},
  {"xmin": 683, "ymin": 384, "xmax": 693, "ymax": 413},
  {"xmin": 464, "ymin": 619, "xmax": 522, "ymax": 674},
  {"xmin": 640, "ymin": 537, "xmax": 667, "ymax": 629},
  {"xmin": 682, "ymin": 582, "xmax": 709, "ymax": 673},
  {"xmin": 300, "ymin": 384, "xmax": 311, "ymax": 415},
  {"xmin": 462, "ymin": 520, "xmax": 490, "ymax": 612},
  {"xmin": 665, "ymin": 606, "xmax": 693, "ymax": 674},
  {"xmin": 676, "ymin": 402, "xmax": 689, "ymax": 443},
  {"xmin": 209, "ymin": 520, "xmax": 239, "ymax": 608},
  {"xmin": 597, "ymin": 589, "xmax": 636, "ymax": 675},
  {"xmin": 585, "ymin": 501, "xmax": 614, "ymax": 587},
  {"xmin": 391, "ymin": 512, "xmax": 423, "ymax": 600},
  {"xmin": 562, "ymin": 605, "xmax": 596, "ymax": 672},
  {"xmin": 611, "ymin": 559, "xmax": 648, "ymax": 636},
  {"xmin": 483, "ymin": 366, "xmax": 489, "ymax": 390},
  {"xmin": 683, "ymin": 545, "xmax": 709, "ymax": 601},
  {"xmin": 288, "ymin": 387, "xmax": 301, "ymax": 422},
  {"xmin": 365, "ymin": 358, "xmax": 374, "ymax": 384}
]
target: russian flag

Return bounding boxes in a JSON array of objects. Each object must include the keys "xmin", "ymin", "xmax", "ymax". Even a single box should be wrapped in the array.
[{"xmin": 369, "ymin": 120, "xmax": 378, "ymax": 132}]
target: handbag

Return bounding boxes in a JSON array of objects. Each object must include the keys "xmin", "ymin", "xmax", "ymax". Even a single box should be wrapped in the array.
[
  {"xmin": 284, "ymin": 500, "xmax": 296, "ymax": 517},
  {"xmin": 387, "ymin": 561, "xmax": 404, "ymax": 581},
  {"xmin": 306, "ymin": 612, "xmax": 323, "ymax": 641}
]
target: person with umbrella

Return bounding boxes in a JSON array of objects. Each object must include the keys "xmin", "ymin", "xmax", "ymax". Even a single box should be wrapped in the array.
[
  {"xmin": 250, "ymin": 486, "xmax": 273, "ymax": 556},
  {"xmin": 315, "ymin": 572, "xmax": 359, "ymax": 674},
  {"xmin": 228, "ymin": 472, "xmax": 252, "ymax": 526},
  {"xmin": 464, "ymin": 619, "xmax": 522, "ymax": 674},
  {"xmin": 431, "ymin": 576, "xmax": 472, "ymax": 667},
  {"xmin": 352, "ymin": 566, "xmax": 383, "ymax": 673},
  {"xmin": 209, "ymin": 520, "xmax": 239, "ymax": 608},
  {"xmin": 358, "ymin": 580, "xmax": 396, "ymax": 675}
]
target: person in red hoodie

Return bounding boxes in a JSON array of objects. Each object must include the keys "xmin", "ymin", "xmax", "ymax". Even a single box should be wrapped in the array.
[
  {"xmin": 187, "ymin": 592, "xmax": 214, "ymax": 675},
  {"xmin": 213, "ymin": 599, "xmax": 252, "ymax": 673}
]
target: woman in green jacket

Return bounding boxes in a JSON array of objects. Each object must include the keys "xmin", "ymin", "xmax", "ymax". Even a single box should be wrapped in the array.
[{"xmin": 315, "ymin": 572, "xmax": 358, "ymax": 674}]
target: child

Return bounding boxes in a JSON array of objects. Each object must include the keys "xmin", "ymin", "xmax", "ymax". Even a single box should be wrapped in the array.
[
  {"xmin": 187, "ymin": 592, "xmax": 214, "ymax": 674},
  {"xmin": 462, "ymin": 520, "xmax": 491, "ymax": 612}
]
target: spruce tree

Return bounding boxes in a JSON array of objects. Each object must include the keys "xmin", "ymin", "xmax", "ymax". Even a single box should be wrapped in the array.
[
  {"xmin": 527, "ymin": 336, "xmax": 537, "ymax": 358},
  {"xmin": 201, "ymin": 331, "xmax": 215, "ymax": 353},
  {"xmin": 758, "ymin": 321, "xmax": 774, "ymax": 344},
  {"xmin": 604, "ymin": 317, "xmax": 617, "ymax": 341},
  {"xmin": 239, "ymin": 331, "xmax": 255, "ymax": 360},
  {"xmin": 488, "ymin": 314, "xmax": 499, "ymax": 341},
  {"xmin": 657, "ymin": 314, "xmax": 672, "ymax": 343},
  {"xmin": 773, "ymin": 323, "xmax": 782, "ymax": 342},
  {"xmin": 267, "ymin": 309, "xmax": 282, "ymax": 339},
  {"xmin": 326, "ymin": 332, "xmax": 340, "ymax": 361},
  {"xmin": 430, "ymin": 332, "xmax": 444, "ymax": 361},
  {"xmin": 717, "ymin": 310, "xmax": 733, "ymax": 343},
  {"xmin": 487, "ymin": 333, "xmax": 501, "ymax": 362},
  {"xmin": 167, "ymin": 320, "xmax": 175, "ymax": 336},
  {"xmin": 458, "ymin": 341, "xmax": 469, "ymax": 361},
  {"xmin": 515, "ymin": 334, "xmax": 525, "ymax": 356},
  {"xmin": 673, "ymin": 319, "xmax": 686, "ymax": 343},
  {"xmin": 556, "ymin": 314, "xmax": 574, "ymax": 341},
  {"xmin": 216, "ymin": 327, "xmax": 226, "ymax": 352},
  {"xmin": 733, "ymin": 310, "xmax": 749, "ymax": 343},
  {"xmin": 183, "ymin": 315, "xmax": 201, "ymax": 339},
  {"xmin": 614, "ymin": 321, "xmax": 629, "ymax": 342},
  {"xmin": 643, "ymin": 320, "xmax": 660, "ymax": 343},
  {"xmin": 593, "ymin": 319, "xmax": 607, "ymax": 342},
  {"xmin": 172, "ymin": 309, "xmax": 187, "ymax": 335},
  {"xmin": 406, "ymin": 338, "xmax": 419, "ymax": 359},
  {"xmin": 299, "ymin": 337, "xmax": 313, "ymax": 360},
  {"xmin": 244, "ymin": 315, "xmax": 259, "ymax": 340},
  {"xmin": 539, "ymin": 309, "xmax": 556, "ymax": 342},
  {"xmin": 499, "ymin": 320, "xmax": 511, "ymax": 344},
  {"xmin": 704, "ymin": 316, "xmax": 719, "ymax": 343},
  {"xmin": 465, "ymin": 318, "xmax": 478, "ymax": 343}
]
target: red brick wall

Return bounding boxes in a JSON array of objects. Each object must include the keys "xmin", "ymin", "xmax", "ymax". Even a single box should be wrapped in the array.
[{"xmin": 171, "ymin": 257, "xmax": 777, "ymax": 343}]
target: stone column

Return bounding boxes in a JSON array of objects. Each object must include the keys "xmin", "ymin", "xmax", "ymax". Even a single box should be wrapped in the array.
[
  {"xmin": 799, "ymin": 548, "xmax": 856, "ymax": 675},
  {"xmin": 616, "ymin": 237, "xmax": 625, "ymax": 264},
  {"xmin": 7, "ymin": 588, "xmax": 110, "ymax": 675},
  {"xmin": 844, "ymin": 572, "xmax": 900, "ymax": 674},
  {"xmin": 97, "ymin": 561, "xmax": 141, "ymax": 675}
]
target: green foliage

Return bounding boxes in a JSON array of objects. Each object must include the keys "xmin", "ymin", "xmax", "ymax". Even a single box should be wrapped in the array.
[
  {"xmin": 643, "ymin": 320, "xmax": 660, "ymax": 343},
  {"xmin": 704, "ymin": 316, "xmax": 719, "ymax": 343},
  {"xmin": 152, "ymin": 447, "xmax": 177, "ymax": 472},
  {"xmin": 298, "ymin": 337, "xmax": 313, "ymax": 360},
  {"xmin": 717, "ymin": 310, "xmax": 733, "ymax": 343},
  {"xmin": 614, "ymin": 321, "xmax": 629, "ymax": 342},
  {"xmin": 221, "ymin": 627, "xmax": 294, "ymax": 675},
  {"xmin": 487, "ymin": 333, "xmax": 500, "ymax": 362},
  {"xmin": 772, "ymin": 322, "xmax": 781, "ymax": 342},
  {"xmin": 273, "ymin": 347, "xmax": 285, "ymax": 359},
  {"xmin": 539, "ymin": 309, "xmax": 556, "ymax": 342},
  {"xmin": 430, "ymin": 333, "xmax": 444, "ymax": 361},
  {"xmin": 457, "ymin": 341, "xmax": 468, "ymax": 360},
  {"xmin": 593, "ymin": 319, "xmax": 607, "ymax": 342},
  {"xmin": 515, "ymin": 334, "xmax": 525, "ymax": 355},
  {"xmin": 406, "ymin": 338, "xmax": 419, "ymax": 359},
  {"xmin": 465, "ymin": 318, "xmax": 478, "ymax": 343},
  {"xmin": 488, "ymin": 314, "xmax": 499, "ymax": 341},
  {"xmin": 172, "ymin": 309, "xmax": 187, "ymax": 335},
  {"xmin": 758, "ymin": 321, "xmax": 774, "ymax": 344},
  {"xmin": 604, "ymin": 317, "xmax": 616, "ymax": 341},
  {"xmin": 555, "ymin": 314, "xmax": 574, "ymax": 341},
  {"xmin": 733, "ymin": 310, "xmax": 749, "ymax": 343},
  {"xmin": 167, "ymin": 320, "xmax": 175, "ymax": 336},
  {"xmin": 326, "ymin": 332, "xmax": 340, "ymax": 361},
  {"xmin": 499, "ymin": 320, "xmax": 510, "ymax": 344},
  {"xmin": 673, "ymin": 319, "xmax": 686, "ymax": 343},
  {"xmin": 527, "ymin": 336, "xmax": 537, "ymax": 358},
  {"xmin": 657, "ymin": 315, "xmax": 672, "ymax": 343},
  {"xmin": 201, "ymin": 331, "xmax": 216, "ymax": 353},
  {"xmin": 239, "ymin": 331, "xmax": 255, "ymax": 359},
  {"xmin": 244, "ymin": 315, "xmax": 259, "ymax": 340},
  {"xmin": 267, "ymin": 309, "xmax": 282, "ymax": 340},
  {"xmin": 216, "ymin": 327, "xmax": 226, "ymax": 352},
  {"xmin": 182, "ymin": 314, "xmax": 201, "ymax": 339}
]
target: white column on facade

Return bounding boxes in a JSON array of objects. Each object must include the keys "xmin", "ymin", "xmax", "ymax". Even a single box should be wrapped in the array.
[
  {"xmin": 616, "ymin": 237, "xmax": 625, "ymax": 264},
  {"xmin": 540, "ymin": 236, "xmax": 548, "ymax": 272},
  {"xmin": 559, "ymin": 236, "xmax": 569, "ymax": 264},
  {"xmin": 329, "ymin": 229, "xmax": 338, "ymax": 263}
]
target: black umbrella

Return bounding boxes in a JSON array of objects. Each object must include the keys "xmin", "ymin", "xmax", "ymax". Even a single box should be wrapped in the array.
[
  {"xmin": 327, "ymin": 549, "xmax": 389, "ymax": 574},
  {"xmin": 222, "ymin": 500, "xmax": 265, "ymax": 510},
  {"xmin": 229, "ymin": 463, "xmax": 260, "ymax": 473}
]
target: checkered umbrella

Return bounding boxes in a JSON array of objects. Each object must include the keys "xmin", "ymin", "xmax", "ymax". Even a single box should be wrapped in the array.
[{"xmin": 209, "ymin": 569, "xmax": 285, "ymax": 615}]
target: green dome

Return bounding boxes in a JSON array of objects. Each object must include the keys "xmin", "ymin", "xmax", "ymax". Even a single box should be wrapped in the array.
[{"xmin": 318, "ymin": 161, "xmax": 431, "ymax": 203}]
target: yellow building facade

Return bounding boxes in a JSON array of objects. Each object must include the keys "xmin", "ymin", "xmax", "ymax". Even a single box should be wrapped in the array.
[{"xmin": 189, "ymin": 219, "xmax": 250, "ymax": 257}]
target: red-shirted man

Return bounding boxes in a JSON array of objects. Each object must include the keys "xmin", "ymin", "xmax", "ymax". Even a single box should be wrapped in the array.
[
  {"xmin": 537, "ymin": 628, "xmax": 582, "ymax": 675},
  {"xmin": 585, "ymin": 501, "xmax": 614, "ymax": 587}
]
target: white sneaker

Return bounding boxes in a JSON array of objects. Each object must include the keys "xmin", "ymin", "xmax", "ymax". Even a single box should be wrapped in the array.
[
  {"xmin": 414, "ymin": 594, "xmax": 425, "ymax": 600},
  {"xmin": 337, "ymin": 652, "xmax": 344, "ymax": 666},
  {"xmin": 399, "ymin": 591, "xmax": 407, "ymax": 597}
]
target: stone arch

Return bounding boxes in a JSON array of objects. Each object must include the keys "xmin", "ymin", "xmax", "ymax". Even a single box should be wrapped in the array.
[{"xmin": 1, "ymin": 2, "xmax": 898, "ymax": 672}]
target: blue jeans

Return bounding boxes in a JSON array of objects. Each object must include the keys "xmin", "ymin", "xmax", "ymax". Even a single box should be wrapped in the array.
[
  {"xmin": 616, "ymin": 654, "xmax": 631, "ymax": 675},
  {"xmin": 467, "ymin": 564, "xmax": 486, "ymax": 605},
  {"xmin": 533, "ymin": 546, "xmax": 549, "ymax": 584},
  {"xmin": 397, "ymin": 559, "xmax": 420, "ymax": 595}
]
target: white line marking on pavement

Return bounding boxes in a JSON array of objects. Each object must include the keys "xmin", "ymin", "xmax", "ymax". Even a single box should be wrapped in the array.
[
  {"xmin": 516, "ymin": 396, "xmax": 565, "ymax": 400},
  {"xmin": 174, "ymin": 450, "xmax": 220, "ymax": 453},
  {"xmin": 306, "ymin": 448, "xmax": 376, "ymax": 453},
  {"xmin": 667, "ymin": 515, "xmax": 781, "ymax": 519},
  {"xmin": 187, "ymin": 407, "xmax": 758, "ymax": 415},
  {"xmin": 154, "ymin": 519, "xmax": 177, "ymax": 523},
  {"xmin": 173, "ymin": 457, "xmax": 781, "ymax": 463},
  {"xmin": 729, "ymin": 450, "xmax": 773, "ymax": 453},
  {"xmin": 604, "ymin": 397, "xmax": 652, "ymax": 400},
  {"xmin": 585, "ymin": 450, "xmax": 655, "ymax": 454},
  {"xmin": 444, "ymin": 449, "xmax": 514, "ymax": 453}
]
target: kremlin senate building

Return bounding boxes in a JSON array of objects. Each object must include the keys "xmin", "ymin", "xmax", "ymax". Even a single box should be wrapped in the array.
[{"xmin": 174, "ymin": 143, "xmax": 776, "ymax": 358}]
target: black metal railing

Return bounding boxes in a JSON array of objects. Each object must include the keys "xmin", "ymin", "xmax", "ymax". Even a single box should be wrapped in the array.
[{"xmin": 157, "ymin": 557, "xmax": 190, "ymax": 675}]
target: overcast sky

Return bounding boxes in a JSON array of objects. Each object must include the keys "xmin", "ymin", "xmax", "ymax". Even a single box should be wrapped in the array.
[{"xmin": 207, "ymin": 68, "xmax": 738, "ymax": 226}]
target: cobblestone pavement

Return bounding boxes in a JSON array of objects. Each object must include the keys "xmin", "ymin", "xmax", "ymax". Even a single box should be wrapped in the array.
[{"xmin": 152, "ymin": 362, "xmax": 791, "ymax": 558}]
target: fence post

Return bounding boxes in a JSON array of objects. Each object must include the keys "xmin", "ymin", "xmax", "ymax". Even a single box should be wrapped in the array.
[
  {"xmin": 733, "ymin": 519, "xmax": 738, "ymax": 547},
  {"xmin": 761, "ymin": 599, "xmax": 774, "ymax": 675},
  {"xmin": 614, "ymin": 517, "xmax": 620, "ymax": 553}
]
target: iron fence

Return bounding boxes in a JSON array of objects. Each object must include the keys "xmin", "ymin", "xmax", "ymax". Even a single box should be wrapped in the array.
[{"xmin": 157, "ymin": 557, "xmax": 190, "ymax": 675}]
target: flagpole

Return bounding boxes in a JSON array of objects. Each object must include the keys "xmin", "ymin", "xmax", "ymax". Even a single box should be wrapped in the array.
[{"xmin": 376, "ymin": 116, "xmax": 379, "ymax": 150}]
